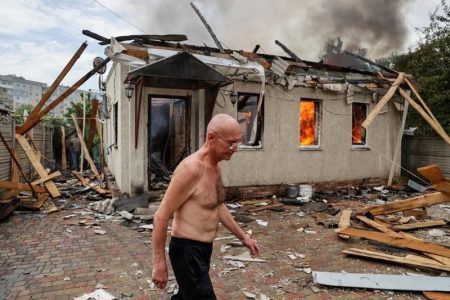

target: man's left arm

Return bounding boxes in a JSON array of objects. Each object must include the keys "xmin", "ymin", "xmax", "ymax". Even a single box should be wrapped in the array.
[{"xmin": 218, "ymin": 204, "xmax": 260, "ymax": 258}]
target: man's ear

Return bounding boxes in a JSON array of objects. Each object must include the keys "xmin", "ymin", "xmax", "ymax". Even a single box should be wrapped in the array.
[{"xmin": 206, "ymin": 132, "xmax": 215, "ymax": 142}]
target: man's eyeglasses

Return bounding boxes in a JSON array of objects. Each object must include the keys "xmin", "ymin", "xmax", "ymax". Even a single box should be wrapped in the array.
[{"xmin": 212, "ymin": 132, "xmax": 241, "ymax": 149}]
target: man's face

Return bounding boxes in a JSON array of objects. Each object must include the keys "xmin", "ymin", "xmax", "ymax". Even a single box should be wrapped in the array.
[{"xmin": 213, "ymin": 129, "xmax": 241, "ymax": 161}]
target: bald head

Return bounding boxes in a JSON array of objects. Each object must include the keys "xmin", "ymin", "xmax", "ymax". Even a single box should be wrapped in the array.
[{"xmin": 206, "ymin": 114, "xmax": 240, "ymax": 136}]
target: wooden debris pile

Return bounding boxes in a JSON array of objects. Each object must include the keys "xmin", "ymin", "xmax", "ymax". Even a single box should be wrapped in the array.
[
  {"xmin": 332, "ymin": 164, "xmax": 450, "ymax": 298},
  {"xmin": 0, "ymin": 42, "xmax": 111, "ymax": 221}
]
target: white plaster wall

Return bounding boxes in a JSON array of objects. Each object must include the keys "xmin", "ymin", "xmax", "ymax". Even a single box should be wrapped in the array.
[{"xmin": 217, "ymin": 81, "xmax": 402, "ymax": 187}]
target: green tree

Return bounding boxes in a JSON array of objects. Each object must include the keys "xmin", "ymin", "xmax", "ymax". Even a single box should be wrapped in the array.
[
  {"xmin": 13, "ymin": 103, "xmax": 35, "ymax": 123},
  {"xmin": 387, "ymin": 0, "xmax": 450, "ymax": 132}
]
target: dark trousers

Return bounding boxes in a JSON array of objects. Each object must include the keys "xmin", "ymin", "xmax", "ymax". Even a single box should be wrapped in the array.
[{"xmin": 169, "ymin": 236, "xmax": 216, "ymax": 300}]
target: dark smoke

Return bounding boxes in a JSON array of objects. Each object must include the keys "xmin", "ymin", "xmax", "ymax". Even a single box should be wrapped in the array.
[{"xmin": 126, "ymin": 0, "xmax": 414, "ymax": 61}]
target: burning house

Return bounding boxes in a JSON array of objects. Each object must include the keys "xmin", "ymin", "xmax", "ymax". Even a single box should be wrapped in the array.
[{"xmin": 88, "ymin": 29, "xmax": 411, "ymax": 196}]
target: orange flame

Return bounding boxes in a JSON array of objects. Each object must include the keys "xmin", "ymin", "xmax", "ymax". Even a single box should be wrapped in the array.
[
  {"xmin": 300, "ymin": 101, "xmax": 316, "ymax": 145},
  {"xmin": 352, "ymin": 103, "xmax": 366, "ymax": 144}
]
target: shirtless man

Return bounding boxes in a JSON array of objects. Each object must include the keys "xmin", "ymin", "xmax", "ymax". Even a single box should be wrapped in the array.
[{"xmin": 151, "ymin": 114, "xmax": 260, "ymax": 299}]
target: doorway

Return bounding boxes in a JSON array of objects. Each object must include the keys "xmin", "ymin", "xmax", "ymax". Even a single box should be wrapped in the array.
[{"xmin": 148, "ymin": 95, "xmax": 190, "ymax": 185}]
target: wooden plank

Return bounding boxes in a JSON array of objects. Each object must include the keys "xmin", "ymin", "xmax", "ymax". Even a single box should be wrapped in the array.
[
  {"xmin": 356, "ymin": 215, "xmax": 399, "ymax": 234},
  {"xmin": 343, "ymin": 248, "xmax": 450, "ymax": 272},
  {"xmin": 405, "ymin": 254, "xmax": 446, "ymax": 265},
  {"xmin": 393, "ymin": 220, "xmax": 447, "ymax": 231},
  {"xmin": 337, "ymin": 227, "xmax": 450, "ymax": 258},
  {"xmin": 1, "ymin": 150, "xmax": 20, "ymax": 199},
  {"xmin": 336, "ymin": 209, "xmax": 352, "ymax": 239},
  {"xmin": 388, "ymin": 100, "xmax": 409, "ymax": 186},
  {"xmin": 312, "ymin": 271, "xmax": 450, "ymax": 291},
  {"xmin": 31, "ymin": 171, "xmax": 61, "ymax": 185},
  {"xmin": 43, "ymin": 198, "xmax": 58, "ymax": 213},
  {"xmin": 247, "ymin": 203, "xmax": 283, "ymax": 213},
  {"xmin": 71, "ymin": 114, "xmax": 100, "ymax": 179},
  {"xmin": 424, "ymin": 253, "xmax": 450, "ymax": 267},
  {"xmin": 423, "ymin": 291, "xmax": 450, "ymax": 300},
  {"xmin": 357, "ymin": 215, "xmax": 422, "ymax": 240},
  {"xmin": 34, "ymin": 193, "xmax": 49, "ymax": 208},
  {"xmin": 417, "ymin": 165, "xmax": 447, "ymax": 185},
  {"xmin": 72, "ymin": 172, "xmax": 108, "ymax": 195},
  {"xmin": 15, "ymin": 134, "xmax": 61, "ymax": 197},
  {"xmin": 17, "ymin": 42, "xmax": 87, "ymax": 134},
  {"xmin": 0, "ymin": 180, "xmax": 47, "ymax": 193},
  {"xmin": 405, "ymin": 76, "xmax": 440, "ymax": 125},
  {"xmin": 239, "ymin": 199, "xmax": 271, "ymax": 206},
  {"xmin": 399, "ymin": 88, "xmax": 450, "ymax": 145},
  {"xmin": 362, "ymin": 72, "xmax": 404, "ymax": 129},
  {"xmin": 368, "ymin": 192, "xmax": 450, "ymax": 216}
]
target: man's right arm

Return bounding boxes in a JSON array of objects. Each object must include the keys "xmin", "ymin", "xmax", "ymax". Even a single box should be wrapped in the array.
[{"xmin": 151, "ymin": 160, "xmax": 201, "ymax": 289}]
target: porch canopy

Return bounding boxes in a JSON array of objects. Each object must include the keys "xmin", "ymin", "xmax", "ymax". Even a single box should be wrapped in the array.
[{"xmin": 126, "ymin": 51, "xmax": 233, "ymax": 89}]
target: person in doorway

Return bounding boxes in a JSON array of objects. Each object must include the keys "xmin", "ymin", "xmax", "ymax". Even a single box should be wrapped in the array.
[
  {"xmin": 69, "ymin": 135, "xmax": 81, "ymax": 170},
  {"xmin": 151, "ymin": 114, "xmax": 260, "ymax": 299}
]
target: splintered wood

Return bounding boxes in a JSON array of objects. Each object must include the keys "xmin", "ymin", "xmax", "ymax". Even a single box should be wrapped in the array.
[{"xmin": 338, "ymin": 164, "xmax": 450, "ymax": 277}]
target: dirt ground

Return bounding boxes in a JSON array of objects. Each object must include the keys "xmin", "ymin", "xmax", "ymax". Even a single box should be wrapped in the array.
[{"xmin": 1, "ymin": 192, "xmax": 449, "ymax": 300}]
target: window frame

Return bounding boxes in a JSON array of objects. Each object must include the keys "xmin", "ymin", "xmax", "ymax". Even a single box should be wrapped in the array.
[
  {"xmin": 351, "ymin": 102, "xmax": 369, "ymax": 149},
  {"xmin": 299, "ymin": 98, "xmax": 322, "ymax": 150},
  {"xmin": 235, "ymin": 92, "xmax": 263, "ymax": 150}
]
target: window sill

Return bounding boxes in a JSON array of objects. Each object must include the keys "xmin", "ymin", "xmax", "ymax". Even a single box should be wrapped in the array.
[
  {"xmin": 351, "ymin": 145, "xmax": 370, "ymax": 151},
  {"xmin": 299, "ymin": 146, "xmax": 322, "ymax": 151},
  {"xmin": 238, "ymin": 146, "xmax": 263, "ymax": 151}
]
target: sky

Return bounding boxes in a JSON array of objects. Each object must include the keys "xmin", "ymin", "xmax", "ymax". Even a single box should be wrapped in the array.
[{"xmin": 0, "ymin": 0, "xmax": 444, "ymax": 92}]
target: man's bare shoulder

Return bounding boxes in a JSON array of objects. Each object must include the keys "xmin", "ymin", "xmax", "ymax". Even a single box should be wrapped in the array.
[{"xmin": 173, "ymin": 153, "xmax": 204, "ymax": 178}]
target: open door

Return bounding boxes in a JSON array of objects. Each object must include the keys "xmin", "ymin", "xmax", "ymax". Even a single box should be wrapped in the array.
[{"xmin": 148, "ymin": 95, "xmax": 190, "ymax": 187}]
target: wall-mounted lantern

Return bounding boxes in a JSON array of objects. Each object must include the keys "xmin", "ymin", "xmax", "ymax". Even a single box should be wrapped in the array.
[
  {"xmin": 230, "ymin": 91, "xmax": 238, "ymax": 106},
  {"xmin": 125, "ymin": 83, "xmax": 134, "ymax": 100}
]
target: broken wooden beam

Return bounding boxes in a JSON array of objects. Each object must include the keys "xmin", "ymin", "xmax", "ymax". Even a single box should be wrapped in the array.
[
  {"xmin": 0, "ymin": 149, "xmax": 20, "ymax": 200},
  {"xmin": 424, "ymin": 253, "xmax": 450, "ymax": 267},
  {"xmin": 0, "ymin": 180, "xmax": 47, "ymax": 193},
  {"xmin": 18, "ymin": 57, "xmax": 110, "ymax": 134},
  {"xmin": 366, "ymin": 192, "xmax": 450, "ymax": 216},
  {"xmin": 17, "ymin": 42, "xmax": 88, "ymax": 135},
  {"xmin": 15, "ymin": 134, "xmax": 61, "ymax": 197},
  {"xmin": 72, "ymin": 172, "xmax": 108, "ymax": 195},
  {"xmin": 343, "ymin": 248, "xmax": 450, "ymax": 273},
  {"xmin": 0, "ymin": 131, "xmax": 39, "ymax": 199},
  {"xmin": 71, "ymin": 114, "xmax": 100, "ymax": 179},
  {"xmin": 336, "ymin": 208, "xmax": 352, "ymax": 239},
  {"xmin": 362, "ymin": 72, "xmax": 404, "ymax": 129},
  {"xmin": 336, "ymin": 227, "xmax": 450, "ymax": 257},
  {"xmin": 190, "ymin": 2, "xmax": 224, "ymax": 53},
  {"xmin": 31, "ymin": 171, "xmax": 61, "ymax": 186},
  {"xmin": 399, "ymin": 88, "xmax": 450, "ymax": 145},
  {"xmin": 392, "ymin": 220, "xmax": 447, "ymax": 231}
]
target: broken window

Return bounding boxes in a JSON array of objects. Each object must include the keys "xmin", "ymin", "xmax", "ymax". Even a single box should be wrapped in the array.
[
  {"xmin": 237, "ymin": 93, "xmax": 262, "ymax": 147},
  {"xmin": 299, "ymin": 99, "xmax": 321, "ymax": 147},
  {"xmin": 352, "ymin": 103, "xmax": 367, "ymax": 145}
]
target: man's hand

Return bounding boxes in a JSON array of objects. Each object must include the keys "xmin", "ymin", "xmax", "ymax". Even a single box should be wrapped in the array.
[
  {"xmin": 152, "ymin": 261, "xmax": 168, "ymax": 289},
  {"xmin": 242, "ymin": 235, "xmax": 260, "ymax": 258}
]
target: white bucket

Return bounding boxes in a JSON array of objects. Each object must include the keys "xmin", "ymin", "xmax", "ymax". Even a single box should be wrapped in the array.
[{"xmin": 299, "ymin": 184, "xmax": 314, "ymax": 198}]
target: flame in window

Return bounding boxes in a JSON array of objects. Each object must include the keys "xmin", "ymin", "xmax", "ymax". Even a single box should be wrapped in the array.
[
  {"xmin": 352, "ymin": 103, "xmax": 366, "ymax": 144},
  {"xmin": 300, "ymin": 101, "xmax": 316, "ymax": 145}
]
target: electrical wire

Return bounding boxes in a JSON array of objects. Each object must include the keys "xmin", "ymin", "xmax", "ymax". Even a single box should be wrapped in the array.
[{"xmin": 92, "ymin": 0, "xmax": 146, "ymax": 33}]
